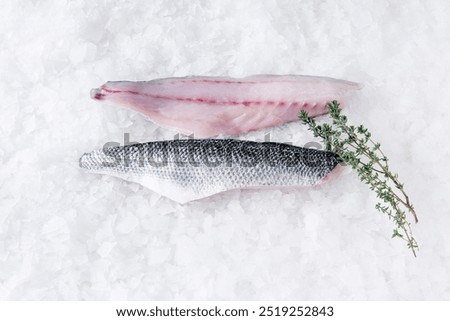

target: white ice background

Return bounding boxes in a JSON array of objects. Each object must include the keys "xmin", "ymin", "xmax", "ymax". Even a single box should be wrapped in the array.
[{"xmin": 1, "ymin": 0, "xmax": 449, "ymax": 300}]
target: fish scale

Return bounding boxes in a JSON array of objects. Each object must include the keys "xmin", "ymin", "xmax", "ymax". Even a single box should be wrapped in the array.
[{"xmin": 80, "ymin": 139, "xmax": 341, "ymax": 203}]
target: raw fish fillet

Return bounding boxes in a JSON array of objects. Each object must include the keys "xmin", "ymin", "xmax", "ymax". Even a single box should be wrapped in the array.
[
  {"xmin": 91, "ymin": 75, "xmax": 360, "ymax": 137},
  {"xmin": 79, "ymin": 139, "xmax": 341, "ymax": 203}
]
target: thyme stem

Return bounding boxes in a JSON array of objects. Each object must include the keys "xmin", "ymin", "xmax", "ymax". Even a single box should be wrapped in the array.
[{"xmin": 300, "ymin": 101, "xmax": 418, "ymax": 256}]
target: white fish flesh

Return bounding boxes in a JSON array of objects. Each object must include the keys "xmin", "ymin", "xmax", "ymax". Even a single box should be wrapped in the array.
[
  {"xmin": 79, "ymin": 139, "xmax": 341, "ymax": 203},
  {"xmin": 91, "ymin": 75, "xmax": 360, "ymax": 137}
]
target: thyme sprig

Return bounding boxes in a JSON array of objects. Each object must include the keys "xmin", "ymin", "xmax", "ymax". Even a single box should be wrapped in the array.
[{"xmin": 300, "ymin": 101, "xmax": 418, "ymax": 256}]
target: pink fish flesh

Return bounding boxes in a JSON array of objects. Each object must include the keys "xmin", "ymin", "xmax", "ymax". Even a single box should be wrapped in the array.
[{"xmin": 91, "ymin": 75, "xmax": 360, "ymax": 137}]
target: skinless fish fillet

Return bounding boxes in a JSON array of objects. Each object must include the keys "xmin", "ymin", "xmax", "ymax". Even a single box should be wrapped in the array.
[
  {"xmin": 79, "ymin": 139, "xmax": 342, "ymax": 203},
  {"xmin": 91, "ymin": 75, "xmax": 360, "ymax": 137}
]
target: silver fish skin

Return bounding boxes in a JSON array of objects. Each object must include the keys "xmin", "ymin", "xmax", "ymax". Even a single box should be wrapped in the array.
[{"xmin": 79, "ymin": 139, "xmax": 341, "ymax": 203}]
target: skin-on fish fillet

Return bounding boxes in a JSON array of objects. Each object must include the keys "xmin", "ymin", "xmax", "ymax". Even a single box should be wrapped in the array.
[
  {"xmin": 79, "ymin": 139, "xmax": 342, "ymax": 203},
  {"xmin": 91, "ymin": 75, "xmax": 360, "ymax": 137}
]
